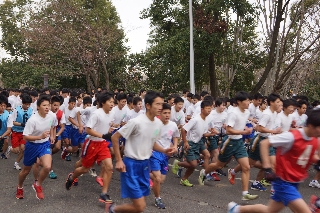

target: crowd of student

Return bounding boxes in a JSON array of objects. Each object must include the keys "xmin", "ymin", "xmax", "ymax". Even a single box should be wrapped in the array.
[{"xmin": 1, "ymin": 87, "xmax": 320, "ymax": 213}]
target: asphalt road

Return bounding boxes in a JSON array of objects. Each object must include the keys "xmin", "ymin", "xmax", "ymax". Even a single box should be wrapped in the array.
[{"xmin": 0, "ymin": 152, "xmax": 319, "ymax": 213}]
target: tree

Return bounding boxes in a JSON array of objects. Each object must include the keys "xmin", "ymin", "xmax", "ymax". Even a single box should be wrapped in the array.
[{"xmin": 141, "ymin": 0, "xmax": 265, "ymax": 97}]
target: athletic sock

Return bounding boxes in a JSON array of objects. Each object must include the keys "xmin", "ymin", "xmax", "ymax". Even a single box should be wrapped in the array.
[
  {"xmin": 242, "ymin": 191, "xmax": 249, "ymax": 196},
  {"xmin": 231, "ymin": 169, "xmax": 236, "ymax": 175}
]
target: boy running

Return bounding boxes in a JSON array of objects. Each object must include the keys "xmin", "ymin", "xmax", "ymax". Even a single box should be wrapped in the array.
[{"xmin": 228, "ymin": 109, "xmax": 320, "ymax": 213}]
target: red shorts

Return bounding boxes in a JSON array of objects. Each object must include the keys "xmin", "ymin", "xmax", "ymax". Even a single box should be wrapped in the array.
[
  {"xmin": 11, "ymin": 132, "xmax": 26, "ymax": 148},
  {"xmin": 81, "ymin": 139, "xmax": 111, "ymax": 168}
]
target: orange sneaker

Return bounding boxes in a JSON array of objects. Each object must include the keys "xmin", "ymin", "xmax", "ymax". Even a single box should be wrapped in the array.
[{"xmin": 228, "ymin": 169, "xmax": 235, "ymax": 185}]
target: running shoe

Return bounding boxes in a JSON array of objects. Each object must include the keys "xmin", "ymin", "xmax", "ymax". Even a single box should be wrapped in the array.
[
  {"xmin": 73, "ymin": 177, "xmax": 78, "ymax": 186},
  {"xmin": 99, "ymin": 193, "xmax": 113, "ymax": 203},
  {"xmin": 32, "ymin": 182, "xmax": 44, "ymax": 199},
  {"xmin": 96, "ymin": 176, "xmax": 104, "ymax": 187},
  {"xmin": 49, "ymin": 171, "xmax": 57, "ymax": 179},
  {"xmin": 1, "ymin": 153, "xmax": 7, "ymax": 159},
  {"xmin": 171, "ymin": 159, "xmax": 179, "ymax": 176},
  {"xmin": 206, "ymin": 174, "xmax": 214, "ymax": 181},
  {"xmin": 198, "ymin": 169, "xmax": 206, "ymax": 185},
  {"xmin": 155, "ymin": 198, "xmax": 166, "ymax": 209},
  {"xmin": 65, "ymin": 173, "xmax": 74, "ymax": 190},
  {"xmin": 16, "ymin": 187, "xmax": 24, "ymax": 199},
  {"xmin": 65, "ymin": 154, "xmax": 71, "ymax": 161},
  {"xmin": 14, "ymin": 163, "xmax": 21, "ymax": 170},
  {"xmin": 61, "ymin": 147, "xmax": 68, "ymax": 160},
  {"xmin": 180, "ymin": 179, "xmax": 193, "ymax": 187},
  {"xmin": 211, "ymin": 173, "xmax": 220, "ymax": 181},
  {"xmin": 228, "ymin": 201, "xmax": 238, "ymax": 213},
  {"xmin": 251, "ymin": 182, "xmax": 267, "ymax": 191},
  {"xmin": 89, "ymin": 168, "xmax": 97, "ymax": 177},
  {"xmin": 310, "ymin": 180, "xmax": 320, "ymax": 189},
  {"xmin": 242, "ymin": 193, "xmax": 258, "ymax": 201},
  {"xmin": 228, "ymin": 168, "xmax": 235, "ymax": 185},
  {"xmin": 309, "ymin": 195, "xmax": 320, "ymax": 213},
  {"xmin": 216, "ymin": 169, "xmax": 226, "ymax": 176},
  {"xmin": 106, "ymin": 203, "xmax": 116, "ymax": 213},
  {"xmin": 260, "ymin": 178, "xmax": 271, "ymax": 186}
]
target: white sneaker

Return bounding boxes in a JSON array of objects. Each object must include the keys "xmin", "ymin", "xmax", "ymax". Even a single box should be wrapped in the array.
[
  {"xmin": 5, "ymin": 146, "xmax": 11, "ymax": 158},
  {"xmin": 309, "ymin": 180, "xmax": 320, "ymax": 188},
  {"xmin": 89, "ymin": 168, "xmax": 97, "ymax": 177},
  {"xmin": 14, "ymin": 163, "xmax": 22, "ymax": 170},
  {"xmin": 228, "ymin": 201, "xmax": 238, "ymax": 213}
]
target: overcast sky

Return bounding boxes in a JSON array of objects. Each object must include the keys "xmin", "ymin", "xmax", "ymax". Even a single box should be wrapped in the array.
[{"xmin": 111, "ymin": 0, "xmax": 153, "ymax": 53}]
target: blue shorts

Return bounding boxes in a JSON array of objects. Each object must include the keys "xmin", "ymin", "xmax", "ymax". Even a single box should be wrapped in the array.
[
  {"xmin": 62, "ymin": 125, "xmax": 72, "ymax": 139},
  {"xmin": 271, "ymin": 179, "xmax": 302, "ymax": 206},
  {"xmin": 120, "ymin": 157, "xmax": 150, "ymax": 199},
  {"xmin": 70, "ymin": 127, "xmax": 87, "ymax": 146},
  {"xmin": 112, "ymin": 128, "xmax": 126, "ymax": 146},
  {"xmin": 24, "ymin": 141, "xmax": 51, "ymax": 166},
  {"xmin": 242, "ymin": 123, "xmax": 255, "ymax": 140},
  {"xmin": 56, "ymin": 127, "xmax": 62, "ymax": 141},
  {"xmin": 149, "ymin": 151, "xmax": 169, "ymax": 175}
]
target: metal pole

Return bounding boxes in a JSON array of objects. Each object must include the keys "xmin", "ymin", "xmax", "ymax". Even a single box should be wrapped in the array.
[{"xmin": 189, "ymin": 0, "xmax": 195, "ymax": 94}]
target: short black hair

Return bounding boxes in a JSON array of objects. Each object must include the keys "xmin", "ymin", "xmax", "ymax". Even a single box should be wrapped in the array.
[
  {"xmin": 58, "ymin": 96, "xmax": 64, "ymax": 105},
  {"xmin": 283, "ymin": 99, "xmax": 296, "ymax": 108},
  {"xmin": 139, "ymin": 88, "xmax": 146, "ymax": 95},
  {"xmin": 69, "ymin": 97, "xmax": 76, "ymax": 103},
  {"xmin": 127, "ymin": 96, "xmax": 133, "ymax": 104},
  {"xmin": 117, "ymin": 93, "xmax": 127, "ymax": 101},
  {"xmin": 183, "ymin": 89, "xmax": 189, "ymax": 94},
  {"xmin": 200, "ymin": 91, "xmax": 209, "ymax": 98},
  {"xmin": 70, "ymin": 91, "xmax": 78, "ymax": 98},
  {"xmin": 98, "ymin": 91, "xmax": 114, "ymax": 108},
  {"xmin": 167, "ymin": 95, "xmax": 174, "ymax": 100},
  {"xmin": 267, "ymin": 93, "xmax": 281, "ymax": 105},
  {"xmin": 306, "ymin": 109, "xmax": 320, "ymax": 127},
  {"xmin": 215, "ymin": 98, "xmax": 226, "ymax": 107},
  {"xmin": 201, "ymin": 100, "xmax": 212, "ymax": 108},
  {"xmin": 193, "ymin": 94, "xmax": 200, "ymax": 100},
  {"xmin": 0, "ymin": 95, "xmax": 8, "ymax": 105},
  {"xmin": 312, "ymin": 100, "xmax": 320, "ymax": 108},
  {"xmin": 83, "ymin": 96, "xmax": 92, "ymax": 105},
  {"xmin": 133, "ymin": 96, "xmax": 142, "ymax": 105},
  {"xmin": 6, "ymin": 103, "xmax": 11, "ymax": 107},
  {"xmin": 50, "ymin": 90, "xmax": 58, "ymax": 97},
  {"xmin": 21, "ymin": 94, "xmax": 32, "ymax": 104},
  {"xmin": 203, "ymin": 96, "xmax": 214, "ymax": 105},
  {"xmin": 29, "ymin": 90, "xmax": 38, "ymax": 97},
  {"xmin": 174, "ymin": 97, "xmax": 184, "ymax": 104},
  {"xmin": 1, "ymin": 90, "xmax": 9, "ymax": 97},
  {"xmin": 51, "ymin": 96, "xmax": 61, "ymax": 104},
  {"xmin": 61, "ymin": 88, "xmax": 69, "ymax": 94},
  {"xmin": 187, "ymin": 93, "xmax": 193, "ymax": 98},
  {"xmin": 297, "ymin": 100, "xmax": 308, "ymax": 108},
  {"xmin": 234, "ymin": 91, "xmax": 250, "ymax": 102},
  {"xmin": 144, "ymin": 91, "xmax": 164, "ymax": 109},
  {"xmin": 253, "ymin": 93, "xmax": 263, "ymax": 100},
  {"xmin": 37, "ymin": 95, "xmax": 51, "ymax": 107},
  {"xmin": 162, "ymin": 103, "xmax": 171, "ymax": 111}
]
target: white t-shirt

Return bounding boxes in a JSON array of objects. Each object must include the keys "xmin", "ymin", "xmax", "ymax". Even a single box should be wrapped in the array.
[
  {"xmin": 208, "ymin": 109, "xmax": 227, "ymax": 135},
  {"xmin": 227, "ymin": 105, "xmax": 235, "ymax": 114},
  {"xmin": 170, "ymin": 106, "xmax": 186, "ymax": 126},
  {"xmin": 86, "ymin": 108, "xmax": 115, "ymax": 142},
  {"xmin": 226, "ymin": 107, "xmax": 250, "ymax": 139},
  {"xmin": 31, "ymin": 101, "xmax": 38, "ymax": 112},
  {"xmin": 255, "ymin": 109, "xmax": 264, "ymax": 121},
  {"xmin": 192, "ymin": 101, "xmax": 202, "ymax": 117},
  {"xmin": 70, "ymin": 107, "xmax": 91, "ymax": 128},
  {"xmin": 23, "ymin": 111, "xmax": 57, "ymax": 143},
  {"xmin": 63, "ymin": 107, "xmax": 76, "ymax": 125},
  {"xmin": 186, "ymin": 104, "xmax": 196, "ymax": 117},
  {"xmin": 268, "ymin": 128, "xmax": 312, "ymax": 155},
  {"xmin": 157, "ymin": 121, "xmax": 180, "ymax": 149},
  {"xmin": 277, "ymin": 111, "xmax": 293, "ymax": 132},
  {"xmin": 63, "ymin": 97, "xmax": 69, "ymax": 107},
  {"xmin": 292, "ymin": 111, "xmax": 308, "ymax": 128},
  {"xmin": 7, "ymin": 114, "xmax": 13, "ymax": 128},
  {"xmin": 123, "ymin": 109, "xmax": 145, "ymax": 123},
  {"xmin": 183, "ymin": 99, "xmax": 192, "ymax": 113},
  {"xmin": 258, "ymin": 108, "xmax": 278, "ymax": 137},
  {"xmin": 8, "ymin": 95, "xmax": 16, "ymax": 109},
  {"xmin": 118, "ymin": 114, "xmax": 162, "ymax": 160},
  {"xmin": 248, "ymin": 103, "xmax": 259, "ymax": 119},
  {"xmin": 111, "ymin": 106, "xmax": 128, "ymax": 125},
  {"xmin": 183, "ymin": 114, "xmax": 209, "ymax": 143}
]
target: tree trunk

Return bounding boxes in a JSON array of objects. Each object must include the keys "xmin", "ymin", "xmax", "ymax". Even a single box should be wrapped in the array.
[
  {"xmin": 250, "ymin": 0, "xmax": 290, "ymax": 94},
  {"xmin": 209, "ymin": 53, "xmax": 218, "ymax": 97}
]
